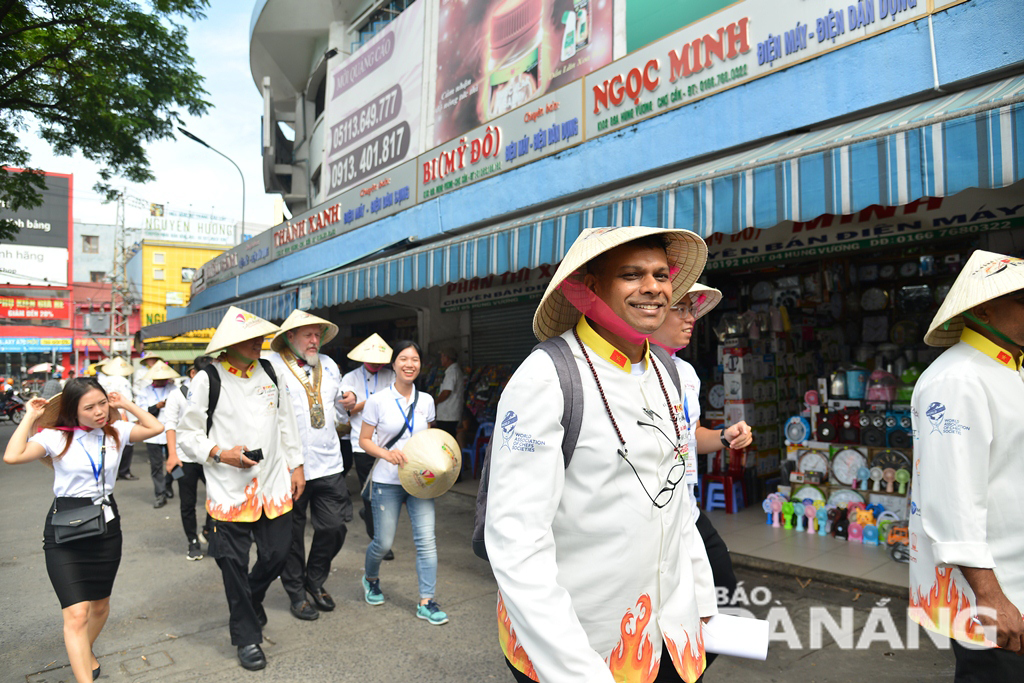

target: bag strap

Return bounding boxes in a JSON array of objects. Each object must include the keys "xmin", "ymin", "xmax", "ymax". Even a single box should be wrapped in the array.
[
  {"xmin": 649, "ymin": 345, "xmax": 682, "ymax": 396},
  {"xmin": 180, "ymin": 383, "xmax": 189, "ymax": 399},
  {"xmin": 383, "ymin": 388, "xmax": 419, "ymax": 450},
  {"xmin": 258, "ymin": 358, "xmax": 279, "ymax": 389},
  {"xmin": 200, "ymin": 365, "xmax": 221, "ymax": 436},
  {"xmin": 533, "ymin": 336, "xmax": 583, "ymax": 468}
]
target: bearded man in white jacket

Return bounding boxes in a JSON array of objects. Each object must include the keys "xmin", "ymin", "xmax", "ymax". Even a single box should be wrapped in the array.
[{"xmin": 486, "ymin": 227, "xmax": 717, "ymax": 683}]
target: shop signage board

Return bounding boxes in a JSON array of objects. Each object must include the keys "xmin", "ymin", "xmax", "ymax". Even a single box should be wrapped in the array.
[
  {"xmin": 420, "ymin": 82, "xmax": 584, "ymax": 200},
  {"xmin": 432, "ymin": 0, "xmax": 613, "ymax": 147},
  {"xmin": 705, "ymin": 193, "xmax": 1024, "ymax": 270},
  {"xmin": 0, "ymin": 296, "xmax": 70, "ymax": 320},
  {"xmin": 190, "ymin": 229, "xmax": 273, "ymax": 296},
  {"xmin": 585, "ymin": 0, "xmax": 930, "ymax": 139},
  {"xmin": 0, "ymin": 243, "xmax": 70, "ymax": 286},
  {"xmin": 0, "ymin": 337, "xmax": 72, "ymax": 353},
  {"xmin": 323, "ymin": 0, "xmax": 424, "ymax": 198},
  {"xmin": 439, "ymin": 266, "xmax": 553, "ymax": 312},
  {"xmin": 142, "ymin": 213, "xmax": 237, "ymax": 246}
]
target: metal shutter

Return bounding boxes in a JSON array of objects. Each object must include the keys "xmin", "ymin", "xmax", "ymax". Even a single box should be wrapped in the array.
[{"xmin": 470, "ymin": 303, "xmax": 538, "ymax": 365}]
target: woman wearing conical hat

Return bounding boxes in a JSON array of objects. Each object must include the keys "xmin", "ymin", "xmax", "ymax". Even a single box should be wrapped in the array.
[{"xmin": 908, "ymin": 250, "xmax": 1024, "ymax": 675}]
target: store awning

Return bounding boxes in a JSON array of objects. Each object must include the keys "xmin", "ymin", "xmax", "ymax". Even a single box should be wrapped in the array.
[
  {"xmin": 141, "ymin": 287, "xmax": 296, "ymax": 340},
  {"xmin": 146, "ymin": 75, "xmax": 1024, "ymax": 333},
  {"xmin": 141, "ymin": 348, "xmax": 207, "ymax": 363}
]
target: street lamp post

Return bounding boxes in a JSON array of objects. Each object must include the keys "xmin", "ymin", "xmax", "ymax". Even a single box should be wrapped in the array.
[{"xmin": 177, "ymin": 126, "xmax": 246, "ymax": 243}]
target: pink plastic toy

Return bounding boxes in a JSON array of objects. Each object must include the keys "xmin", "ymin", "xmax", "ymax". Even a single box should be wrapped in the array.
[
  {"xmin": 805, "ymin": 504, "xmax": 817, "ymax": 534},
  {"xmin": 771, "ymin": 497, "xmax": 782, "ymax": 528},
  {"xmin": 848, "ymin": 522, "xmax": 864, "ymax": 543}
]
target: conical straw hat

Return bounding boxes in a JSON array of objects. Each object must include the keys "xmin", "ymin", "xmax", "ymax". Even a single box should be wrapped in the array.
[
  {"xmin": 533, "ymin": 227, "xmax": 707, "ymax": 342},
  {"xmin": 99, "ymin": 356, "xmax": 134, "ymax": 377},
  {"xmin": 398, "ymin": 428, "xmax": 462, "ymax": 499},
  {"xmin": 143, "ymin": 360, "xmax": 180, "ymax": 381},
  {"xmin": 347, "ymin": 333, "xmax": 393, "ymax": 363},
  {"xmin": 924, "ymin": 250, "xmax": 1024, "ymax": 347},
  {"xmin": 205, "ymin": 306, "xmax": 279, "ymax": 355},
  {"xmin": 271, "ymin": 309, "xmax": 339, "ymax": 353},
  {"xmin": 36, "ymin": 385, "xmax": 121, "ymax": 429},
  {"xmin": 676, "ymin": 282, "xmax": 722, "ymax": 321}
]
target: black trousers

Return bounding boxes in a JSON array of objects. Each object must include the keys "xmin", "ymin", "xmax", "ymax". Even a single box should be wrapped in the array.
[
  {"xmin": 695, "ymin": 511, "xmax": 738, "ymax": 669},
  {"xmin": 506, "ymin": 643, "xmax": 703, "ymax": 682},
  {"xmin": 208, "ymin": 512, "xmax": 292, "ymax": 646},
  {"xmin": 354, "ymin": 450, "xmax": 376, "ymax": 538},
  {"xmin": 340, "ymin": 436, "xmax": 353, "ymax": 476},
  {"xmin": 178, "ymin": 462, "xmax": 211, "ymax": 542},
  {"xmin": 147, "ymin": 443, "xmax": 170, "ymax": 499},
  {"xmin": 118, "ymin": 444, "xmax": 134, "ymax": 477},
  {"xmin": 280, "ymin": 472, "xmax": 351, "ymax": 602},
  {"xmin": 952, "ymin": 639, "xmax": 1024, "ymax": 682}
]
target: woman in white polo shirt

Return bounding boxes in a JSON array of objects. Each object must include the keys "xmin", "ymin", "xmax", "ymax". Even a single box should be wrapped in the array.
[
  {"xmin": 3, "ymin": 377, "xmax": 163, "ymax": 683},
  {"xmin": 358, "ymin": 340, "xmax": 448, "ymax": 625}
]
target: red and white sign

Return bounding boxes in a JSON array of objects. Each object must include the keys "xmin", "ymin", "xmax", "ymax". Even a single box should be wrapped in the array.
[{"xmin": 0, "ymin": 295, "xmax": 70, "ymax": 319}]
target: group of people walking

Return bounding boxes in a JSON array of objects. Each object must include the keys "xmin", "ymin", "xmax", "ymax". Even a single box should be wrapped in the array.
[
  {"xmin": 6, "ymin": 225, "xmax": 1019, "ymax": 683},
  {"xmin": 4, "ymin": 307, "xmax": 454, "ymax": 679}
]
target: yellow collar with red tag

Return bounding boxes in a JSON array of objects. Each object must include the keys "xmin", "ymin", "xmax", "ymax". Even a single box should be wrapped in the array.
[
  {"xmin": 961, "ymin": 327, "xmax": 1022, "ymax": 370},
  {"xmin": 575, "ymin": 316, "xmax": 649, "ymax": 374},
  {"xmin": 220, "ymin": 359, "xmax": 256, "ymax": 378}
]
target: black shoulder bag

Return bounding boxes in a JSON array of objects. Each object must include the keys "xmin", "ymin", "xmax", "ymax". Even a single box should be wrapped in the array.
[{"xmin": 51, "ymin": 441, "xmax": 108, "ymax": 543}]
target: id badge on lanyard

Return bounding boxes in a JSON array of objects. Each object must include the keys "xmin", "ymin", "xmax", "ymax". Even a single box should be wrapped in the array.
[{"xmin": 86, "ymin": 437, "xmax": 116, "ymax": 523}]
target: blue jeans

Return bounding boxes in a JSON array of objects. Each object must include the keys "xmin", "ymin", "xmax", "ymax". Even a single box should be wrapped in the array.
[{"xmin": 364, "ymin": 482, "xmax": 437, "ymax": 600}]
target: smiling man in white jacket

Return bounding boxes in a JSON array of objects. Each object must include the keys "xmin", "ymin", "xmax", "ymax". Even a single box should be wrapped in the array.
[{"xmin": 486, "ymin": 227, "xmax": 717, "ymax": 683}]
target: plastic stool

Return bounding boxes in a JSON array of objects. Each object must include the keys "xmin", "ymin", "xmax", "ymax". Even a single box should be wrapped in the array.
[
  {"xmin": 705, "ymin": 482, "xmax": 726, "ymax": 511},
  {"xmin": 730, "ymin": 480, "xmax": 745, "ymax": 513}
]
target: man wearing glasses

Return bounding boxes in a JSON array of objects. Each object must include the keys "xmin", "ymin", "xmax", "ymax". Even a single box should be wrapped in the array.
[
  {"xmin": 486, "ymin": 227, "xmax": 717, "ymax": 683},
  {"xmin": 910, "ymin": 249, "xmax": 1024, "ymax": 680}
]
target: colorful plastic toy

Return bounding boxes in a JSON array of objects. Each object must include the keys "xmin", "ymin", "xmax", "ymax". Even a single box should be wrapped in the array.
[
  {"xmin": 862, "ymin": 524, "xmax": 879, "ymax": 546},
  {"xmin": 816, "ymin": 507, "xmax": 829, "ymax": 536},
  {"xmin": 782, "ymin": 501, "xmax": 794, "ymax": 530},
  {"xmin": 848, "ymin": 522, "xmax": 863, "ymax": 543},
  {"xmin": 762, "ymin": 498, "xmax": 773, "ymax": 525},
  {"xmin": 792, "ymin": 502, "xmax": 805, "ymax": 532}
]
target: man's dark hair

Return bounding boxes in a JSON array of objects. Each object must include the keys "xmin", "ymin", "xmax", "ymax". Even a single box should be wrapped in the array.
[
  {"xmin": 192, "ymin": 355, "xmax": 215, "ymax": 372},
  {"xmin": 586, "ymin": 234, "xmax": 670, "ymax": 276}
]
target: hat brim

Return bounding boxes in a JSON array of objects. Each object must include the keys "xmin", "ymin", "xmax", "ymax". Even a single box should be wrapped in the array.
[
  {"xmin": 270, "ymin": 312, "xmax": 339, "ymax": 353},
  {"xmin": 924, "ymin": 251, "xmax": 1024, "ymax": 346},
  {"xmin": 398, "ymin": 428, "xmax": 462, "ymax": 499},
  {"xmin": 36, "ymin": 392, "xmax": 121, "ymax": 430},
  {"xmin": 347, "ymin": 333, "xmax": 394, "ymax": 363},
  {"xmin": 676, "ymin": 283, "xmax": 722, "ymax": 321},
  {"xmin": 204, "ymin": 307, "xmax": 280, "ymax": 356},
  {"xmin": 533, "ymin": 227, "xmax": 708, "ymax": 342},
  {"xmin": 99, "ymin": 358, "xmax": 134, "ymax": 377}
]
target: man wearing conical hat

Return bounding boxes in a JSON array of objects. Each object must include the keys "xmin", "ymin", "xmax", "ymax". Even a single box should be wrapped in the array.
[
  {"xmin": 340, "ymin": 333, "xmax": 395, "ymax": 546},
  {"xmin": 909, "ymin": 250, "xmax": 1024, "ymax": 674},
  {"xmin": 651, "ymin": 283, "xmax": 752, "ymax": 671},
  {"xmin": 266, "ymin": 310, "xmax": 352, "ymax": 622},
  {"xmin": 133, "ymin": 352, "xmax": 165, "ymax": 395},
  {"xmin": 175, "ymin": 306, "xmax": 304, "ymax": 672},
  {"xmin": 137, "ymin": 360, "xmax": 181, "ymax": 509},
  {"xmin": 486, "ymin": 227, "xmax": 717, "ymax": 683},
  {"xmin": 98, "ymin": 357, "xmax": 139, "ymax": 482}
]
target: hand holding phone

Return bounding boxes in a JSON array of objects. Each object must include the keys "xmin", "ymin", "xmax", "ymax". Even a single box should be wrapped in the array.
[
  {"xmin": 170, "ymin": 464, "xmax": 185, "ymax": 480},
  {"xmin": 243, "ymin": 448, "xmax": 264, "ymax": 463}
]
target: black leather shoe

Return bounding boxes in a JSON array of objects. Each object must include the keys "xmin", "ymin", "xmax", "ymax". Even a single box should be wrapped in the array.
[
  {"xmin": 237, "ymin": 644, "xmax": 266, "ymax": 671},
  {"xmin": 254, "ymin": 602, "xmax": 267, "ymax": 628},
  {"xmin": 289, "ymin": 600, "xmax": 319, "ymax": 621},
  {"xmin": 306, "ymin": 586, "xmax": 335, "ymax": 611},
  {"xmin": 153, "ymin": 497, "xmax": 167, "ymax": 509},
  {"xmin": 119, "ymin": 473, "xmax": 139, "ymax": 481},
  {"xmin": 383, "ymin": 549, "xmax": 395, "ymax": 561},
  {"xmin": 165, "ymin": 488, "xmax": 174, "ymax": 500},
  {"xmin": 92, "ymin": 665, "xmax": 100, "ymax": 680}
]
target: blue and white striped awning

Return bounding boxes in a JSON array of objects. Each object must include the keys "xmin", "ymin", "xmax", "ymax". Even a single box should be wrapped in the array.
[
  {"xmin": 143, "ymin": 288, "xmax": 296, "ymax": 339},
  {"xmin": 146, "ymin": 75, "xmax": 1024, "ymax": 334},
  {"xmin": 306, "ymin": 75, "xmax": 1024, "ymax": 308}
]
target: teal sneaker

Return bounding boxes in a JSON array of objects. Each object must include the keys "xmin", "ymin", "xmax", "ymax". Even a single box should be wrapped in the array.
[
  {"xmin": 416, "ymin": 599, "xmax": 449, "ymax": 625},
  {"xmin": 362, "ymin": 576, "xmax": 384, "ymax": 606}
]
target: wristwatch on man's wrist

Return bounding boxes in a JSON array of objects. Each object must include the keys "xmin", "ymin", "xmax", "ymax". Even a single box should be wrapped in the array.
[
  {"xmin": 211, "ymin": 447, "xmax": 222, "ymax": 464},
  {"xmin": 720, "ymin": 429, "xmax": 731, "ymax": 448}
]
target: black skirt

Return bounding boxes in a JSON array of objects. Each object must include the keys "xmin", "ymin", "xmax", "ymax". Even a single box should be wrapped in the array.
[{"xmin": 43, "ymin": 496, "xmax": 123, "ymax": 608}]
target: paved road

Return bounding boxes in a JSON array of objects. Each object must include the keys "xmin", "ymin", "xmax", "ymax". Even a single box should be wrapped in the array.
[{"xmin": 0, "ymin": 423, "xmax": 952, "ymax": 682}]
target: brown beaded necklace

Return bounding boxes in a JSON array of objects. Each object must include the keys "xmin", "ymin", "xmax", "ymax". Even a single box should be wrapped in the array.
[{"xmin": 572, "ymin": 326, "xmax": 682, "ymax": 459}]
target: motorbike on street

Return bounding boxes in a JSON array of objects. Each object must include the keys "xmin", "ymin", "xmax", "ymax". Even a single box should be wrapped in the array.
[{"xmin": 1, "ymin": 391, "xmax": 25, "ymax": 425}]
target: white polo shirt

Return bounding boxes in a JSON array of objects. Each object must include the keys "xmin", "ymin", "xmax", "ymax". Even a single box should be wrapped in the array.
[
  {"xmin": 340, "ymin": 365, "xmax": 396, "ymax": 453},
  {"xmin": 362, "ymin": 384, "xmax": 435, "ymax": 485},
  {"xmin": 909, "ymin": 327, "xmax": 1024, "ymax": 643},
  {"xmin": 30, "ymin": 421, "xmax": 134, "ymax": 500},
  {"xmin": 436, "ymin": 362, "xmax": 465, "ymax": 422}
]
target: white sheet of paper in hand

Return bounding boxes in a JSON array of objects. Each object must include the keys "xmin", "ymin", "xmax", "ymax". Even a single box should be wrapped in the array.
[{"xmin": 702, "ymin": 613, "xmax": 770, "ymax": 660}]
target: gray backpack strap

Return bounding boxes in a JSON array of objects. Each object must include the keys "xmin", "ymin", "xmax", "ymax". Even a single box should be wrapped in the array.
[
  {"xmin": 650, "ymin": 345, "xmax": 682, "ymax": 396},
  {"xmin": 534, "ymin": 336, "xmax": 583, "ymax": 467}
]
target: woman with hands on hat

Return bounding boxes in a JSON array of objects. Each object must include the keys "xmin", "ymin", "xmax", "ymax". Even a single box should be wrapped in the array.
[
  {"xmin": 3, "ymin": 378, "xmax": 163, "ymax": 683},
  {"xmin": 357, "ymin": 340, "xmax": 449, "ymax": 626}
]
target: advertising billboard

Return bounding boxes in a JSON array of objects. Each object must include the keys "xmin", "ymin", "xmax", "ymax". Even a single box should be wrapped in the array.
[
  {"xmin": 432, "ymin": 0, "xmax": 613, "ymax": 146},
  {"xmin": 323, "ymin": 0, "xmax": 425, "ymax": 199},
  {"xmin": 0, "ymin": 170, "xmax": 71, "ymax": 287}
]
